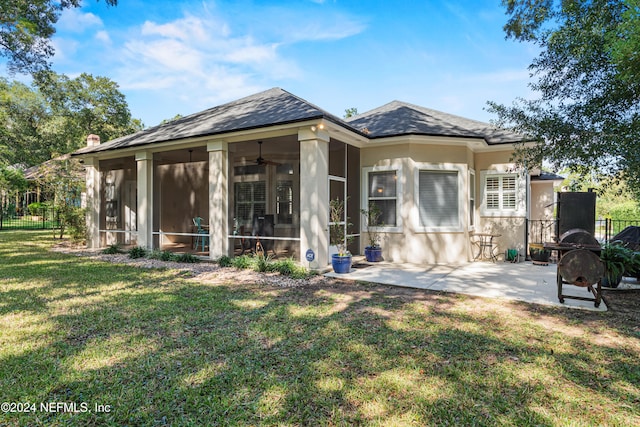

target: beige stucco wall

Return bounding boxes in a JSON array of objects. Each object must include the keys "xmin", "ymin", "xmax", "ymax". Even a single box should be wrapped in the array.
[
  {"xmin": 530, "ymin": 181, "xmax": 556, "ymax": 221},
  {"xmin": 474, "ymin": 150, "xmax": 528, "ymax": 256},
  {"xmin": 361, "ymin": 142, "xmax": 475, "ymax": 264},
  {"xmin": 360, "ymin": 142, "xmax": 533, "ymax": 264}
]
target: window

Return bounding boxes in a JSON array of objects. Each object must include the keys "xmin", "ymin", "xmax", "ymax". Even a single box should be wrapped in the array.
[
  {"xmin": 418, "ymin": 170, "xmax": 459, "ymax": 228},
  {"xmin": 276, "ymin": 180, "xmax": 293, "ymax": 224},
  {"xmin": 480, "ymin": 170, "xmax": 526, "ymax": 217},
  {"xmin": 368, "ymin": 171, "xmax": 397, "ymax": 226},
  {"xmin": 485, "ymin": 175, "xmax": 517, "ymax": 211},
  {"xmin": 234, "ymin": 181, "xmax": 266, "ymax": 228},
  {"xmin": 469, "ymin": 171, "xmax": 476, "ymax": 227}
]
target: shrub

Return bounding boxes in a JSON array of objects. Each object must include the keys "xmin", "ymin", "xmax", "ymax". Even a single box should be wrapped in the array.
[
  {"xmin": 255, "ymin": 254, "xmax": 272, "ymax": 272},
  {"xmin": 102, "ymin": 244, "xmax": 123, "ymax": 255},
  {"xmin": 231, "ymin": 255, "xmax": 253, "ymax": 269},
  {"xmin": 270, "ymin": 258, "xmax": 310, "ymax": 279},
  {"xmin": 217, "ymin": 255, "xmax": 232, "ymax": 267},
  {"xmin": 148, "ymin": 250, "xmax": 177, "ymax": 262},
  {"xmin": 128, "ymin": 246, "xmax": 147, "ymax": 259},
  {"xmin": 174, "ymin": 253, "xmax": 199, "ymax": 263}
]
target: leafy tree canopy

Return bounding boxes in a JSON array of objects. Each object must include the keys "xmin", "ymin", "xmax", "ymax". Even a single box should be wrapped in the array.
[
  {"xmin": 0, "ymin": 72, "xmax": 142, "ymax": 167},
  {"xmin": 488, "ymin": 0, "xmax": 640, "ymax": 197},
  {"xmin": 0, "ymin": 0, "xmax": 117, "ymax": 74}
]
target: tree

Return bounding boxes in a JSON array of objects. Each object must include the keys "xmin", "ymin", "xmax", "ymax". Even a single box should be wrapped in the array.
[
  {"xmin": 343, "ymin": 107, "xmax": 358, "ymax": 119},
  {"xmin": 0, "ymin": 72, "xmax": 142, "ymax": 166},
  {"xmin": 34, "ymin": 156, "xmax": 85, "ymax": 239},
  {"xmin": 488, "ymin": 0, "xmax": 640, "ymax": 197},
  {"xmin": 0, "ymin": 0, "xmax": 117, "ymax": 74},
  {"xmin": 34, "ymin": 71, "xmax": 143, "ymax": 158}
]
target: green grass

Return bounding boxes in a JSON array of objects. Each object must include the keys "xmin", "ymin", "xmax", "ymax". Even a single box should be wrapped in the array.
[{"xmin": 1, "ymin": 230, "xmax": 639, "ymax": 426}]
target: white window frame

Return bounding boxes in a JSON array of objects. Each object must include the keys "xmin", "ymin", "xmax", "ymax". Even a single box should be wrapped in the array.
[
  {"xmin": 361, "ymin": 165, "xmax": 403, "ymax": 233},
  {"xmin": 413, "ymin": 163, "xmax": 465, "ymax": 233},
  {"xmin": 479, "ymin": 169, "xmax": 527, "ymax": 217},
  {"xmin": 469, "ymin": 169, "xmax": 476, "ymax": 230}
]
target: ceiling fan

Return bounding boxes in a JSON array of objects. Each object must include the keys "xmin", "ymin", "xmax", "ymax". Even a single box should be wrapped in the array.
[{"xmin": 254, "ymin": 141, "xmax": 280, "ymax": 166}]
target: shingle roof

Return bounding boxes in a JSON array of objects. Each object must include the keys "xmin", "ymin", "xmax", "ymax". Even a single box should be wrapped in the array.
[
  {"xmin": 74, "ymin": 88, "xmax": 355, "ymax": 155},
  {"xmin": 345, "ymin": 101, "xmax": 526, "ymax": 144},
  {"xmin": 73, "ymin": 89, "xmax": 526, "ymax": 156}
]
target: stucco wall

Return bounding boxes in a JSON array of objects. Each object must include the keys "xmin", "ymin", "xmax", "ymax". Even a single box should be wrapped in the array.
[
  {"xmin": 360, "ymin": 142, "xmax": 475, "ymax": 264},
  {"xmin": 359, "ymin": 143, "xmax": 532, "ymax": 264}
]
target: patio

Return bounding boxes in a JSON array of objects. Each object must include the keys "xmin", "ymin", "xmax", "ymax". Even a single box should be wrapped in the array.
[{"xmin": 326, "ymin": 260, "xmax": 640, "ymax": 312}]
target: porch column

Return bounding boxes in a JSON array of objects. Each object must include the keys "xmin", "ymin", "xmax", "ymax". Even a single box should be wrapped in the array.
[
  {"xmin": 208, "ymin": 141, "xmax": 228, "ymax": 259},
  {"xmin": 299, "ymin": 127, "xmax": 330, "ymax": 269},
  {"xmin": 135, "ymin": 151, "xmax": 154, "ymax": 249},
  {"xmin": 85, "ymin": 156, "xmax": 100, "ymax": 249}
]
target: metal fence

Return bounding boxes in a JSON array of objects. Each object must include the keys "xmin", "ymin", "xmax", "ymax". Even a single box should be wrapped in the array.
[
  {"xmin": 527, "ymin": 218, "xmax": 640, "ymax": 244},
  {"xmin": 0, "ymin": 207, "xmax": 60, "ymax": 230}
]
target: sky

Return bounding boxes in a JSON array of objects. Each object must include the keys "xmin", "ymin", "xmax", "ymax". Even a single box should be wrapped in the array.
[{"xmin": 33, "ymin": 0, "xmax": 538, "ymax": 128}]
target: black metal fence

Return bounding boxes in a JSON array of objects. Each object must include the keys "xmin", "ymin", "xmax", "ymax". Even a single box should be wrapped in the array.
[
  {"xmin": 527, "ymin": 218, "xmax": 640, "ymax": 244},
  {"xmin": 0, "ymin": 206, "xmax": 60, "ymax": 231}
]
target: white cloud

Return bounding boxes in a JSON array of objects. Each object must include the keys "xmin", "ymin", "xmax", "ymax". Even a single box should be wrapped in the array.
[
  {"xmin": 57, "ymin": 9, "xmax": 104, "ymax": 33},
  {"xmin": 95, "ymin": 30, "xmax": 111, "ymax": 44}
]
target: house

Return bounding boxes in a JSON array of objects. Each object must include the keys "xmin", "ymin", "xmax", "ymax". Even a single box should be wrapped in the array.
[{"xmin": 72, "ymin": 88, "xmax": 561, "ymax": 267}]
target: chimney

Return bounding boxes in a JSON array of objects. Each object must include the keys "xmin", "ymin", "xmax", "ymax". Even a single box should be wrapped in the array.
[{"xmin": 87, "ymin": 134, "xmax": 100, "ymax": 147}]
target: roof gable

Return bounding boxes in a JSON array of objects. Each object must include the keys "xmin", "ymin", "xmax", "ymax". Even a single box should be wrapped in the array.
[{"xmin": 346, "ymin": 101, "xmax": 525, "ymax": 144}]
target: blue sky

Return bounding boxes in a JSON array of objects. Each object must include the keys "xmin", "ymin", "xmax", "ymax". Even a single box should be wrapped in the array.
[{"xmin": 41, "ymin": 0, "xmax": 537, "ymax": 128}]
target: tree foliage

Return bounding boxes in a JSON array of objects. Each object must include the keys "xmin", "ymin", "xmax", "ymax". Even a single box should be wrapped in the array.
[
  {"xmin": 0, "ymin": 0, "xmax": 117, "ymax": 74},
  {"xmin": 0, "ymin": 72, "xmax": 142, "ymax": 167},
  {"xmin": 489, "ymin": 0, "xmax": 640, "ymax": 197}
]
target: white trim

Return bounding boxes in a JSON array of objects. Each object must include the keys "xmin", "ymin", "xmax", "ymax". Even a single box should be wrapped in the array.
[
  {"xmin": 361, "ymin": 164, "xmax": 403, "ymax": 233},
  {"xmin": 469, "ymin": 169, "xmax": 476, "ymax": 231},
  {"xmin": 413, "ymin": 163, "xmax": 465, "ymax": 233}
]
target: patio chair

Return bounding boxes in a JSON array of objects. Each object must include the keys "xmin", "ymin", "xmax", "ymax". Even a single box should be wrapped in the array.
[{"xmin": 192, "ymin": 217, "xmax": 209, "ymax": 252}]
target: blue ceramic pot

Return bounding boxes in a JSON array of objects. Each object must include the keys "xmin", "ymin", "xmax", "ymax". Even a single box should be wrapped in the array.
[
  {"xmin": 331, "ymin": 254, "xmax": 352, "ymax": 274},
  {"xmin": 364, "ymin": 246, "xmax": 383, "ymax": 262}
]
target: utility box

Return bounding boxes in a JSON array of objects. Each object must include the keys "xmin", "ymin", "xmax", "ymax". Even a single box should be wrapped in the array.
[{"xmin": 555, "ymin": 191, "xmax": 597, "ymax": 237}]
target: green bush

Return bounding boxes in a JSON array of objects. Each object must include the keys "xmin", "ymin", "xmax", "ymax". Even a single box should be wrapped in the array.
[
  {"xmin": 255, "ymin": 254, "xmax": 271, "ymax": 272},
  {"xmin": 270, "ymin": 258, "xmax": 310, "ymax": 279},
  {"xmin": 231, "ymin": 255, "xmax": 253, "ymax": 269},
  {"xmin": 217, "ymin": 255, "xmax": 233, "ymax": 267},
  {"xmin": 27, "ymin": 202, "xmax": 48, "ymax": 216},
  {"xmin": 102, "ymin": 244, "xmax": 123, "ymax": 255},
  {"xmin": 174, "ymin": 253, "xmax": 199, "ymax": 263},
  {"xmin": 61, "ymin": 206, "xmax": 86, "ymax": 241},
  {"xmin": 148, "ymin": 250, "xmax": 178, "ymax": 262},
  {"xmin": 128, "ymin": 246, "xmax": 147, "ymax": 259}
]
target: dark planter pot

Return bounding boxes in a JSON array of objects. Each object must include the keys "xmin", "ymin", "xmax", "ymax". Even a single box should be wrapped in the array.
[
  {"xmin": 601, "ymin": 274, "xmax": 622, "ymax": 288},
  {"xmin": 364, "ymin": 246, "xmax": 383, "ymax": 262},
  {"xmin": 331, "ymin": 254, "xmax": 352, "ymax": 274},
  {"xmin": 529, "ymin": 244, "xmax": 551, "ymax": 265}
]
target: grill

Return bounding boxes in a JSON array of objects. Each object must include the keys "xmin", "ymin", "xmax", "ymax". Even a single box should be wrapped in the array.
[{"xmin": 544, "ymin": 228, "xmax": 604, "ymax": 307}]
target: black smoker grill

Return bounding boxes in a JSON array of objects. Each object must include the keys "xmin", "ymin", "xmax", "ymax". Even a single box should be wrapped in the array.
[{"xmin": 545, "ymin": 228, "xmax": 604, "ymax": 307}]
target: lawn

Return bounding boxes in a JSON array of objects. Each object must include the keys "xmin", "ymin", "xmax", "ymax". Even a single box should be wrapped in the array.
[{"xmin": 1, "ymin": 231, "xmax": 639, "ymax": 426}]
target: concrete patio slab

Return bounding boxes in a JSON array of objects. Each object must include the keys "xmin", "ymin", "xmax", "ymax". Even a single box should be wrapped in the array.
[{"xmin": 326, "ymin": 261, "xmax": 609, "ymax": 312}]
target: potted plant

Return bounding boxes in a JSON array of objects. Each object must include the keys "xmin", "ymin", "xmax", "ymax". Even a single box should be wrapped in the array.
[
  {"xmin": 361, "ymin": 203, "xmax": 384, "ymax": 262},
  {"xmin": 329, "ymin": 197, "xmax": 354, "ymax": 273},
  {"xmin": 600, "ymin": 241, "xmax": 636, "ymax": 288}
]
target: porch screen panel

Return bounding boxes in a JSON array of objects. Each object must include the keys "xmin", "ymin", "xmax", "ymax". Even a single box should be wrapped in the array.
[
  {"xmin": 368, "ymin": 171, "xmax": 397, "ymax": 226},
  {"xmin": 418, "ymin": 170, "xmax": 458, "ymax": 227}
]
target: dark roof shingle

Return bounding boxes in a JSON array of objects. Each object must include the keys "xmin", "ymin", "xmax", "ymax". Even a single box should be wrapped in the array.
[
  {"xmin": 74, "ymin": 88, "xmax": 354, "ymax": 155},
  {"xmin": 345, "ymin": 101, "xmax": 525, "ymax": 144}
]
